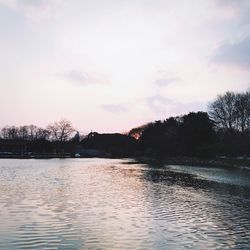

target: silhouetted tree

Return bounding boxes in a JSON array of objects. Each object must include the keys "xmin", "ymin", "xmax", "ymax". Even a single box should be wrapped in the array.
[
  {"xmin": 128, "ymin": 124, "xmax": 149, "ymax": 139},
  {"xmin": 235, "ymin": 91, "xmax": 250, "ymax": 132},
  {"xmin": 0, "ymin": 125, "xmax": 50, "ymax": 141},
  {"xmin": 81, "ymin": 132, "xmax": 138, "ymax": 157},
  {"xmin": 1, "ymin": 90, "xmax": 249, "ymax": 158},
  {"xmin": 1, "ymin": 126, "xmax": 19, "ymax": 140},
  {"xmin": 47, "ymin": 118, "xmax": 75, "ymax": 142},
  {"xmin": 180, "ymin": 112, "xmax": 216, "ymax": 156},
  {"xmin": 208, "ymin": 91, "xmax": 237, "ymax": 130},
  {"xmin": 18, "ymin": 126, "xmax": 29, "ymax": 140},
  {"xmin": 139, "ymin": 118, "xmax": 181, "ymax": 157},
  {"xmin": 138, "ymin": 112, "xmax": 216, "ymax": 157},
  {"xmin": 71, "ymin": 131, "xmax": 80, "ymax": 143}
]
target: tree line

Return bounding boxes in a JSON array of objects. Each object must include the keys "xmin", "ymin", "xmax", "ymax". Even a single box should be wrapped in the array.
[
  {"xmin": 0, "ymin": 119, "xmax": 78, "ymax": 157},
  {"xmin": 0, "ymin": 119, "xmax": 76, "ymax": 142},
  {"xmin": 0, "ymin": 89, "xmax": 249, "ymax": 158},
  {"xmin": 128, "ymin": 90, "xmax": 250, "ymax": 158},
  {"xmin": 209, "ymin": 91, "xmax": 250, "ymax": 132}
]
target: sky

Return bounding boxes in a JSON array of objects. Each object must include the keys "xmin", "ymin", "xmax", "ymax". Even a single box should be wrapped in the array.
[{"xmin": 0, "ymin": 0, "xmax": 250, "ymax": 133}]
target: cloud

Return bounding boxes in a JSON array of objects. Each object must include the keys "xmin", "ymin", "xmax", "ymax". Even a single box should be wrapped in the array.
[
  {"xmin": 170, "ymin": 101, "xmax": 207, "ymax": 115},
  {"xmin": 155, "ymin": 77, "xmax": 180, "ymax": 87},
  {"xmin": 214, "ymin": 0, "xmax": 250, "ymax": 19},
  {"xmin": 146, "ymin": 95, "xmax": 207, "ymax": 116},
  {"xmin": 213, "ymin": 36, "xmax": 250, "ymax": 68},
  {"xmin": 101, "ymin": 104, "xmax": 128, "ymax": 113},
  {"xmin": 64, "ymin": 70, "xmax": 109, "ymax": 86},
  {"xmin": 0, "ymin": 0, "xmax": 17, "ymax": 9},
  {"xmin": 0, "ymin": 0, "xmax": 65, "ymax": 22},
  {"xmin": 215, "ymin": 0, "xmax": 250, "ymax": 8},
  {"xmin": 146, "ymin": 95, "xmax": 174, "ymax": 114}
]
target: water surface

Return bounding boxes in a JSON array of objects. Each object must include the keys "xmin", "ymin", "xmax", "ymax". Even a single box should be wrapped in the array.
[{"xmin": 0, "ymin": 158, "xmax": 249, "ymax": 249}]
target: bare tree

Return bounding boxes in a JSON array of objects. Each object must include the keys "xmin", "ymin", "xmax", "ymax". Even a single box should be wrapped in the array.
[
  {"xmin": 1, "ymin": 127, "xmax": 9, "ymax": 139},
  {"xmin": 247, "ymin": 91, "xmax": 250, "ymax": 128},
  {"xmin": 235, "ymin": 91, "xmax": 250, "ymax": 132},
  {"xmin": 27, "ymin": 125, "xmax": 37, "ymax": 140},
  {"xmin": 18, "ymin": 126, "xmax": 29, "ymax": 140},
  {"xmin": 26, "ymin": 125, "xmax": 50, "ymax": 140},
  {"xmin": 35, "ymin": 128, "xmax": 50, "ymax": 140},
  {"xmin": 208, "ymin": 90, "xmax": 250, "ymax": 132},
  {"xmin": 208, "ymin": 91, "xmax": 237, "ymax": 130},
  {"xmin": 47, "ymin": 118, "xmax": 75, "ymax": 142},
  {"xmin": 1, "ymin": 126, "xmax": 19, "ymax": 140}
]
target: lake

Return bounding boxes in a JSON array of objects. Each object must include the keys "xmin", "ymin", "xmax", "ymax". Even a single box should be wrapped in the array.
[{"xmin": 0, "ymin": 158, "xmax": 249, "ymax": 249}]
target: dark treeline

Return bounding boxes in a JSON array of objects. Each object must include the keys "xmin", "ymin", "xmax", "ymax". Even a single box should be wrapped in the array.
[
  {"xmin": 81, "ymin": 132, "xmax": 138, "ymax": 157},
  {"xmin": 0, "ymin": 119, "xmax": 77, "ymax": 157},
  {"xmin": 130, "ymin": 112, "xmax": 216, "ymax": 157},
  {"xmin": 129, "ymin": 90, "xmax": 250, "ymax": 158},
  {"xmin": 0, "ymin": 90, "xmax": 249, "ymax": 158}
]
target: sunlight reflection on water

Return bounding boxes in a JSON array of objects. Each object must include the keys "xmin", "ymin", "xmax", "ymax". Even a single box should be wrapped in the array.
[{"xmin": 0, "ymin": 158, "xmax": 249, "ymax": 249}]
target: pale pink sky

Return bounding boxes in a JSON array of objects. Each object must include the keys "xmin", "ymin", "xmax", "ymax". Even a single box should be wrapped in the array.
[{"xmin": 0, "ymin": 0, "xmax": 249, "ymax": 133}]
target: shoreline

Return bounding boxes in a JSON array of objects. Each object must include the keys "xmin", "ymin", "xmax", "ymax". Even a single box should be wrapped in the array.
[
  {"xmin": 132, "ymin": 156, "xmax": 250, "ymax": 169},
  {"xmin": 0, "ymin": 155, "xmax": 250, "ymax": 168}
]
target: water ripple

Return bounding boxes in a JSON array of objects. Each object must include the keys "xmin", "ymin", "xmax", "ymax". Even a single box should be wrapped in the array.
[{"xmin": 0, "ymin": 158, "xmax": 249, "ymax": 249}]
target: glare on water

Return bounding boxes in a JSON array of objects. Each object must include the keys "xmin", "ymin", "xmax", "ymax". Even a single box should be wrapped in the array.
[{"xmin": 0, "ymin": 158, "xmax": 249, "ymax": 249}]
